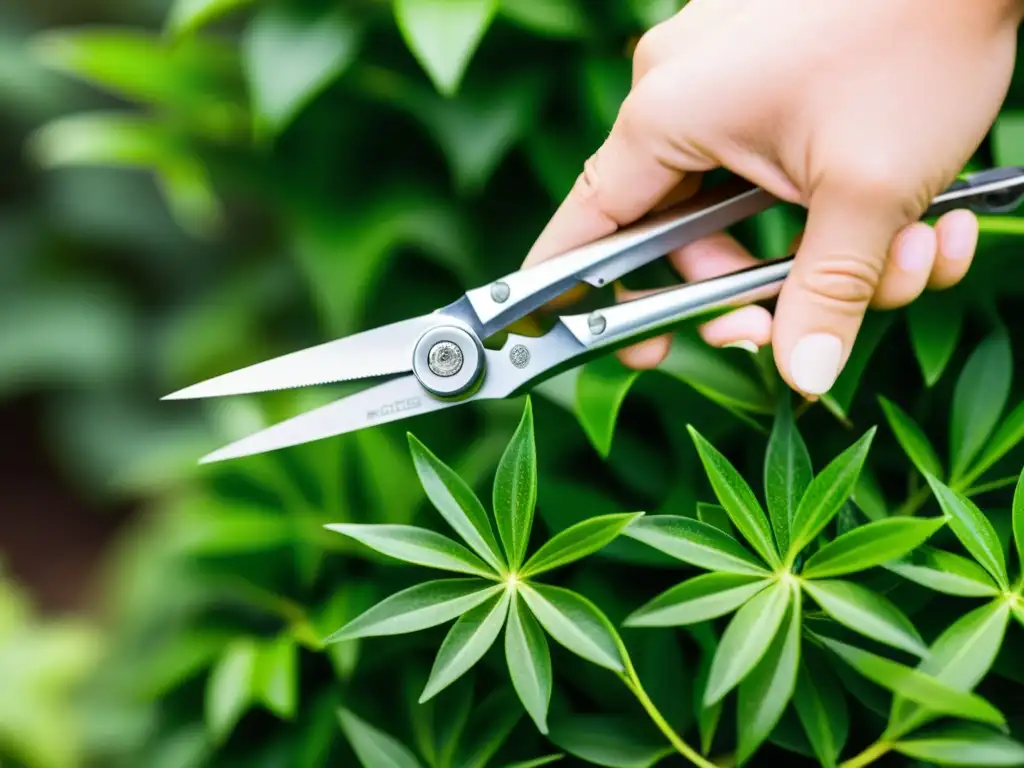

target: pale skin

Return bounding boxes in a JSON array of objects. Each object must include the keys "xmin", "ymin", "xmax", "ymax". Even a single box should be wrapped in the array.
[{"xmin": 523, "ymin": 0, "xmax": 1024, "ymax": 397}]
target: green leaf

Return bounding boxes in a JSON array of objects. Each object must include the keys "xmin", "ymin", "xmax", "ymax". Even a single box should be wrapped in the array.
[
  {"xmin": 693, "ymin": 627, "xmax": 723, "ymax": 755},
  {"xmin": 885, "ymin": 546, "xmax": 1001, "ymax": 597},
  {"xmin": 993, "ymin": 111, "xmax": 1024, "ymax": 164},
  {"xmin": 454, "ymin": 689, "xmax": 523, "ymax": 768},
  {"xmin": 338, "ymin": 708, "xmax": 423, "ymax": 768},
  {"xmin": 801, "ymin": 517, "xmax": 947, "ymax": 579},
  {"xmin": 575, "ymin": 356, "xmax": 641, "ymax": 457},
  {"xmin": 890, "ymin": 600, "xmax": 1012, "ymax": 737},
  {"xmin": 924, "ymin": 474, "xmax": 1009, "ymax": 589},
  {"xmin": 894, "ymin": 726, "xmax": 1024, "ymax": 766},
  {"xmin": 517, "ymin": 584, "xmax": 624, "ymax": 672},
  {"xmin": 821, "ymin": 312, "xmax": 895, "ymax": 418},
  {"xmin": 696, "ymin": 503, "xmax": 733, "ymax": 536},
  {"xmin": 971, "ymin": 400, "xmax": 1024, "ymax": 484},
  {"xmin": 168, "ymin": 0, "xmax": 254, "ymax": 36},
  {"xmin": 802, "ymin": 580, "xmax": 928, "ymax": 657},
  {"xmin": 499, "ymin": 0, "xmax": 588, "ymax": 38},
  {"xmin": 817, "ymin": 636, "xmax": 1005, "ymax": 729},
  {"xmin": 950, "ymin": 327, "xmax": 1013, "ymax": 480},
  {"xmin": 622, "ymin": 515, "xmax": 770, "ymax": 575},
  {"xmin": 205, "ymin": 638, "xmax": 256, "ymax": 742},
  {"xmin": 547, "ymin": 715, "xmax": 672, "ymax": 768},
  {"xmin": 394, "ymin": 0, "xmax": 498, "ymax": 96},
  {"xmin": 705, "ymin": 581, "xmax": 790, "ymax": 706},
  {"xmin": 242, "ymin": 6, "xmax": 361, "ymax": 136},
  {"xmin": 421, "ymin": 589, "xmax": 510, "ymax": 702},
  {"xmin": 793, "ymin": 652, "xmax": 849, "ymax": 768},
  {"xmin": 623, "ymin": 573, "xmax": 771, "ymax": 628},
  {"xmin": 688, "ymin": 426, "xmax": 780, "ymax": 567},
  {"xmin": 520, "ymin": 513, "xmax": 643, "ymax": 578},
  {"xmin": 736, "ymin": 590, "xmax": 801, "ymax": 764},
  {"xmin": 325, "ymin": 580, "xmax": 501, "ymax": 642},
  {"xmin": 1013, "ymin": 467, "xmax": 1024, "ymax": 571},
  {"xmin": 325, "ymin": 524, "xmax": 497, "ymax": 579},
  {"xmin": 764, "ymin": 394, "xmax": 812, "ymax": 556},
  {"xmin": 494, "ymin": 398, "xmax": 537, "ymax": 571},
  {"xmin": 505, "ymin": 593, "xmax": 552, "ymax": 734},
  {"xmin": 502, "ymin": 757, "xmax": 565, "ymax": 768},
  {"xmin": 907, "ymin": 291, "xmax": 964, "ymax": 387},
  {"xmin": 879, "ymin": 397, "xmax": 944, "ymax": 478},
  {"xmin": 408, "ymin": 433, "xmax": 506, "ymax": 573},
  {"xmin": 788, "ymin": 429, "xmax": 875, "ymax": 561},
  {"xmin": 254, "ymin": 635, "xmax": 297, "ymax": 720}
]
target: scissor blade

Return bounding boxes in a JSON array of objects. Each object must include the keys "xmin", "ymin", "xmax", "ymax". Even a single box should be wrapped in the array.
[
  {"xmin": 163, "ymin": 315, "xmax": 438, "ymax": 400},
  {"xmin": 198, "ymin": 374, "xmax": 453, "ymax": 463}
]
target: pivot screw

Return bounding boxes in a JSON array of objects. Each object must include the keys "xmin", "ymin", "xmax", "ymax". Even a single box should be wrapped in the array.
[
  {"xmin": 427, "ymin": 341, "xmax": 464, "ymax": 377},
  {"xmin": 588, "ymin": 312, "xmax": 607, "ymax": 335},
  {"xmin": 490, "ymin": 282, "xmax": 511, "ymax": 303},
  {"xmin": 509, "ymin": 344, "xmax": 530, "ymax": 369}
]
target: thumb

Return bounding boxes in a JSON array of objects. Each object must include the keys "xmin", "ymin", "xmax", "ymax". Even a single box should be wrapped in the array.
[{"xmin": 772, "ymin": 184, "xmax": 914, "ymax": 397}]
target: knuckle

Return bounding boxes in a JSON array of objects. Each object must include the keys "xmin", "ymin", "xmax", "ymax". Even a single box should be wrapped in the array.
[
  {"xmin": 631, "ymin": 24, "xmax": 670, "ymax": 79},
  {"xmin": 800, "ymin": 256, "xmax": 881, "ymax": 309}
]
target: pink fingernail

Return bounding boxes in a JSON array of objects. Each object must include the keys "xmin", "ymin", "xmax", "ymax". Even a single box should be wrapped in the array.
[
  {"xmin": 896, "ymin": 225, "xmax": 936, "ymax": 272},
  {"xmin": 940, "ymin": 210, "xmax": 979, "ymax": 261}
]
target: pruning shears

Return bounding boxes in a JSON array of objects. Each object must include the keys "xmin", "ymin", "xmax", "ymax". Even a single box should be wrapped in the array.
[{"xmin": 165, "ymin": 166, "xmax": 1024, "ymax": 464}]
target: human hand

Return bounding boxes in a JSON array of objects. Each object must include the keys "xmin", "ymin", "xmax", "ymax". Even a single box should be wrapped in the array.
[{"xmin": 523, "ymin": 0, "xmax": 1022, "ymax": 397}]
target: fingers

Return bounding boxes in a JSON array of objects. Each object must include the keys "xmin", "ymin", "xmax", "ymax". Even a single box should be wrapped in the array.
[
  {"xmin": 930, "ymin": 208, "xmax": 979, "ymax": 289},
  {"xmin": 871, "ymin": 222, "xmax": 937, "ymax": 309}
]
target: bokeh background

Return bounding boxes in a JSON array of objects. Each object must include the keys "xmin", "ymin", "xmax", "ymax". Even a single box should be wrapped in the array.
[{"xmin": 5, "ymin": 0, "xmax": 1024, "ymax": 766}]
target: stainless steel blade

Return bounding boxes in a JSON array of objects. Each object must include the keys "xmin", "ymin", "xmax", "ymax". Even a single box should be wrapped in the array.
[{"xmin": 163, "ymin": 315, "xmax": 438, "ymax": 400}]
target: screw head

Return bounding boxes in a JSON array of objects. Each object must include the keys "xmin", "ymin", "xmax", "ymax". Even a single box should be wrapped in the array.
[
  {"xmin": 490, "ymin": 282, "xmax": 511, "ymax": 303},
  {"xmin": 427, "ymin": 341, "xmax": 464, "ymax": 377},
  {"xmin": 509, "ymin": 344, "xmax": 530, "ymax": 369},
  {"xmin": 587, "ymin": 312, "xmax": 607, "ymax": 335}
]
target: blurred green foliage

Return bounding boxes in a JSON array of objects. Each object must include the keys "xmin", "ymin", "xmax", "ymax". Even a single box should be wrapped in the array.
[{"xmin": 6, "ymin": 0, "xmax": 1024, "ymax": 765}]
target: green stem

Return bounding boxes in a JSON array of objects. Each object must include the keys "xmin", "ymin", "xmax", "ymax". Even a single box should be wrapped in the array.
[
  {"xmin": 838, "ymin": 739, "xmax": 892, "ymax": 768},
  {"xmin": 964, "ymin": 475, "xmax": 1021, "ymax": 496},
  {"xmin": 620, "ymin": 668, "xmax": 718, "ymax": 768}
]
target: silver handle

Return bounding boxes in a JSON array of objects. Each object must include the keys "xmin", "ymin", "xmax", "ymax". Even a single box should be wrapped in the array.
[{"xmin": 559, "ymin": 257, "xmax": 794, "ymax": 351}]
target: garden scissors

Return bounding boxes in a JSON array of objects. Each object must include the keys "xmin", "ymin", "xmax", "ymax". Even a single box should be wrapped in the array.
[{"xmin": 166, "ymin": 166, "xmax": 1024, "ymax": 464}]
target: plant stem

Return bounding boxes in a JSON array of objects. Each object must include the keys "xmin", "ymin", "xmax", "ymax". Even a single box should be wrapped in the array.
[
  {"xmin": 964, "ymin": 475, "xmax": 1021, "ymax": 496},
  {"xmin": 839, "ymin": 739, "xmax": 892, "ymax": 768},
  {"xmin": 621, "ymin": 669, "xmax": 718, "ymax": 768}
]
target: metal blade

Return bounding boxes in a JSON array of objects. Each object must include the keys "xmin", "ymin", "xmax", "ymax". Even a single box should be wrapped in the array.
[
  {"xmin": 198, "ymin": 374, "xmax": 456, "ymax": 463},
  {"xmin": 163, "ymin": 315, "xmax": 438, "ymax": 400}
]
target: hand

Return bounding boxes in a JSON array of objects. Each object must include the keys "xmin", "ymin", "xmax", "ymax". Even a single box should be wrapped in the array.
[{"xmin": 523, "ymin": 0, "xmax": 1022, "ymax": 397}]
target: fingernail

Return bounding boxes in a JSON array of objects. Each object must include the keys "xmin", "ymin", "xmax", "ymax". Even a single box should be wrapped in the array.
[
  {"xmin": 940, "ymin": 210, "xmax": 978, "ymax": 261},
  {"xmin": 723, "ymin": 340, "xmax": 759, "ymax": 354},
  {"xmin": 896, "ymin": 225, "xmax": 935, "ymax": 272},
  {"xmin": 789, "ymin": 333, "xmax": 843, "ymax": 395}
]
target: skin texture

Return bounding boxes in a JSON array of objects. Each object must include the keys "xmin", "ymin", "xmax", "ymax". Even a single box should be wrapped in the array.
[{"xmin": 523, "ymin": 0, "xmax": 1024, "ymax": 397}]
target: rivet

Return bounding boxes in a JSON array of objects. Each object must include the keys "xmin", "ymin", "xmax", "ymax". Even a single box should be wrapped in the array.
[
  {"xmin": 490, "ymin": 282, "xmax": 510, "ymax": 303},
  {"xmin": 588, "ymin": 312, "xmax": 607, "ymax": 335}
]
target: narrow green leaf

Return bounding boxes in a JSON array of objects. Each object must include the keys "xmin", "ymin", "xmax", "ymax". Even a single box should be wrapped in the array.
[
  {"xmin": 325, "ymin": 580, "xmax": 501, "ymax": 642},
  {"xmin": 802, "ymin": 579, "xmax": 927, "ymax": 657},
  {"xmin": 505, "ymin": 593, "xmax": 552, "ymax": 734},
  {"xmin": 325, "ymin": 524, "xmax": 497, "ymax": 579},
  {"xmin": 736, "ymin": 589, "xmax": 801, "ymax": 764},
  {"xmin": 421, "ymin": 590, "xmax": 510, "ymax": 702},
  {"xmin": 793, "ymin": 652, "xmax": 849, "ymax": 768},
  {"xmin": 242, "ymin": 6, "xmax": 361, "ymax": 135},
  {"xmin": 624, "ymin": 573, "xmax": 771, "ymax": 628},
  {"xmin": 688, "ymin": 426, "xmax": 780, "ymax": 566},
  {"xmin": 547, "ymin": 715, "xmax": 672, "ymax": 768},
  {"xmin": 890, "ymin": 600, "xmax": 1012, "ymax": 737},
  {"xmin": 453, "ymin": 688, "xmax": 522, "ymax": 768},
  {"xmin": 206, "ymin": 638, "xmax": 256, "ymax": 742},
  {"xmin": 879, "ymin": 397, "xmax": 944, "ymax": 478},
  {"xmin": 818, "ymin": 636, "xmax": 1005, "ymax": 728},
  {"xmin": 908, "ymin": 291, "xmax": 963, "ymax": 387},
  {"xmin": 338, "ymin": 708, "xmax": 423, "ymax": 768},
  {"xmin": 521, "ymin": 513, "xmax": 643, "ymax": 578},
  {"xmin": 254, "ymin": 635, "xmax": 297, "ymax": 720},
  {"xmin": 801, "ymin": 517, "xmax": 947, "ymax": 579},
  {"xmin": 788, "ymin": 429, "xmax": 876, "ymax": 561},
  {"xmin": 622, "ymin": 515, "xmax": 770, "ymax": 575},
  {"xmin": 502, "ymin": 756, "xmax": 565, "ymax": 768},
  {"xmin": 950, "ymin": 327, "xmax": 1013, "ymax": 479},
  {"xmin": 894, "ymin": 727, "xmax": 1024, "ymax": 766},
  {"xmin": 494, "ymin": 397, "xmax": 537, "ymax": 571},
  {"xmin": 705, "ymin": 581, "xmax": 790, "ymax": 706},
  {"xmin": 885, "ymin": 546, "xmax": 1000, "ymax": 597},
  {"xmin": 924, "ymin": 474, "xmax": 1009, "ymax": 589},
  {"xmin": 970, "ymin": 401, "xmax": 1024, "ymax": 482},
  {"xmin": 1013, "ymin": 467, "xmax": 1024, "ymax": 572},
  {"xmin": 696, "ymin": 502, "xmax": 733, "ymax": 536},
  {"xmin": 852, "ymin": 467, "xmax": 888, "ymax": 521},
  {"xmin": 518, "ymin": 584, "xmax": 624, "ymax": 673},
  {"xmin": 167, "ymin": 0, "xmax": 254, "ymax": 35},
  {"xmin": 575, "ymin": 356, "xmax": 640, "ymax": 457},
  {"xmin": 408, "ymin": 434, "xmax": 505, "ymax": 573},
  {"xmin": 499, "ymin": 0, "xmax": 588, "ymax": 38},
  {"xmin": 764, "ymin": 394, "xmax": 812, "ymax": 556},
  {"xmin": 394, "ymin": 0, "xmax": 498, "ymax": 95},
  {"xmin": 691, "ymin": 625, "xmax": 723, "ymax": 755}
]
